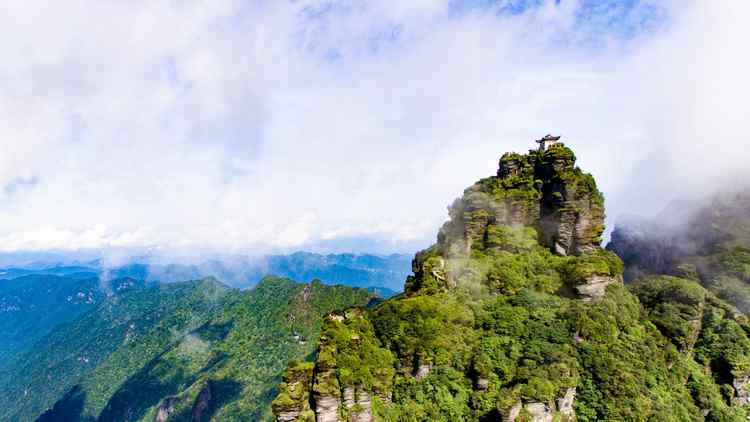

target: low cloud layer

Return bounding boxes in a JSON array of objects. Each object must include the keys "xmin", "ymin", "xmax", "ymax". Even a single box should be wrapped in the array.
[{"xmin": 1, "ymin": 0, "xmax": 748, "ymax": 256}]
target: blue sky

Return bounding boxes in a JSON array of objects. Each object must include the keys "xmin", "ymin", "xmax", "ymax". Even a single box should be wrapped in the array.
[{"xmin": 0, "ymin": 0, "xmax": 748, "ymax": 259}]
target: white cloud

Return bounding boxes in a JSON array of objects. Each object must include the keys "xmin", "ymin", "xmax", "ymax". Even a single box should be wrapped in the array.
[{"xmin": 0, "ymin": 0, "xmax": 748, "ymax": 256}]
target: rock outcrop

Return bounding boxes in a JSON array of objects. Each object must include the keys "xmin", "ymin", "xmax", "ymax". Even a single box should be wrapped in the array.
[
  {"xmin": 437, "ymin": 145, "xmax": 604, "ymax": 261},
  {"xmin": 312, "ymin": 316, "xmax": 344, "ymax": 422},
  {"xmin": 476, "ymin": 376, "xmax": 489, "ymax": 391},
  {"xmin": 272, "ymin": 362, "xmax": 315, "ymax": 422},
  {"xmin": 501, "ymin": 387, "xmax": 576, "ymax": 422},
  {"xmin": 273, "ymin": 143, "xmax": 616, "ymax": 422},
  {"xmin": 405, "ymin": 144, "xmax": 618, "ymax": 300},
  {"xmin": 275, "ymin": 309, "xmax": 392, "ymax": 422},
  {"xmin": 153, "ymin": 396, "xmax": 178, "ymax": 422},
  {"xmin": 414, "ymin": 363, "xmax": 432, "ymax": 380},
  {"xmin": 733, "ymin": 373, "xmax": 750, "ymax": 406},
  {"xmin": 314, "ymin": 394, "xmax": 340, "ymax": 422},
  {"xmin": 343, "ymin": 386, "xmax": 373, "ymax": 422},
  {"xmin": 502, "ymin": 401, "xmax": 549, "ymax": 422},
  {"xmin": 556, "ymin": 387, "xmax": 577, "ymax": 419},
  {"xmin": 575, "ymin": 274, "xmax": 622, "ymax": 302}
]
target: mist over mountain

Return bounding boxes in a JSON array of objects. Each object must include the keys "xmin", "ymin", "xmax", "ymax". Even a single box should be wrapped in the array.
[
  {"xmin": 0, "ymin": 252, "xmax": 410, "ymax": 292},
  {"xmin": 1, "ymin": 1, "xmax": 749, "ymax": 421},
  {"xmin": 608, "ymin": 189, "xmax": 750, "ymax": 313}
]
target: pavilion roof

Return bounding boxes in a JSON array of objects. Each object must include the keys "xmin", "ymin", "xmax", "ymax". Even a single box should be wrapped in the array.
[{"xmin": 536, "ymin": 134, "xmax": 561, "ymax": 143}]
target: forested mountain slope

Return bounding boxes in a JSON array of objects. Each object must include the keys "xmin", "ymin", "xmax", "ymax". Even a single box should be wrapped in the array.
[
  {"xmin": 0, "ymin": 276, "xmax": 375, "ymax": 421},
  {"xmin": 0, "ymin": 274, "xmax": 105, "ymax": 365},
  {"xmin": 274, "ymin": 145, "xmax": 750, "ymax": 421},
  {"xmin": 0, "ymin": 277, "xmax": 231, "ymax": 421}
]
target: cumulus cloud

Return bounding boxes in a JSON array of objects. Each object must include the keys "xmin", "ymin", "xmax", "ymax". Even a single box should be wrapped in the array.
[{"xmin": 0, "ymin": 0, "xmax": 748, "ymax": 256}]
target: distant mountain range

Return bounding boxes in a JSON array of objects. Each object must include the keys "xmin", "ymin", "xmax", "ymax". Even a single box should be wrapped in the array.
[{"xmin": 0, "ymin": 251, "xmax": 411, "ymax": 293}]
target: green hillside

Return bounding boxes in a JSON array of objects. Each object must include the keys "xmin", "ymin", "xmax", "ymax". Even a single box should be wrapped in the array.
[
  {"xmin": 0, "ymin": 274, "xmax": 104, "ymax": 365},
  {"xmin": 0, "ymin": 277, "xmax": 232, "ymax": 421},
  {"xmin": 96, "ymin": 277, "xmax": 376, "ymax": 422},
  {"xmin": 0, "ymin": 275, "xmax": 374, "ymax": 421}
]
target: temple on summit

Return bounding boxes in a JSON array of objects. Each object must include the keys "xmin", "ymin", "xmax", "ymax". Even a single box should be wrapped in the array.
[{"xmin": 536, "ymin": 134, "xmax": 562, "ymax": 151}]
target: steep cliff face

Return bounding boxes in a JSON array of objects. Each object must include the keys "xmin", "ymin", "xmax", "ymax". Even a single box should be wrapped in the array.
[
  {"xmin": 273, "ymin": 362, "xmax": 315, "ymax": 422},
  {"xmin": 312, "ymin": 310, "xmax": 393, "ymax": 422},
  {"xmin": 409, "ymin": 145, "xmax": 618, "ymax": 301},
  {"xmin": 274, "ymin": 145, "xmax": 750, "ymax": 422},
  {"xmin": 437, "ymin": 146, "xmax": 604, "ymax": 259}
]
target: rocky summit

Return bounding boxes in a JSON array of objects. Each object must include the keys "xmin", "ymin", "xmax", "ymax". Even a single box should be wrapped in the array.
[
  {"xmin": 442, "ymin": 144, "xmax": 604, "ymax": 257},
  {"xmin": 406, "ymin": 143, "xmax": 620, "ymax": 302},
  {"xmin": 273, "ymin": 143, "xmax": 750, "ymax": 422}
]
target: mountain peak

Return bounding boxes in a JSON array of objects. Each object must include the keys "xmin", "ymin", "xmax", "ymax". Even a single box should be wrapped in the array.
[
  {"xmin": 405, "ymin": 145, "xmax": 618, "ymax": 301},
  {"xmin": 273, "ymin": 146, "xmax": 640, "ymax": 422},
  {"xmin": 439, "ymin": 144, "xmax": 604, "ymax": 257}
]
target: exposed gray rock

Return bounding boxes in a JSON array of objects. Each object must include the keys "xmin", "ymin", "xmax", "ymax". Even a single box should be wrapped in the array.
[
  {"xmin": 343, "ymin": 386, "xmax": 355, "ymax": 409},
  {"xmin": 498, "ymin": 155, "xmax": 523, "ymax": 178},
  {"xmin": 276, "ymin": 410, "xmax": 304, "ymax": 422},
  {"xmin": 502, "ymin": 401, "xmax": 522, "ymax": 421},
  {"xmin": 476, "ymin": 377, "xmax": 489, "ymax": 391},
  {"xmin": 344, "ymin": 386, "xmax": 372, "ymax": 422},
  {"xmin": 733, "ymin": 373, "xmax": 750, "ymax": 406},
  {"xmin": 415, "ymin": 363, "xmax": 432, "ymax": 380},
  {"xmin": 315, "ymin": 394, "xmax": 341, "ymax": 422},
  {"xmin": 376, "ymin": 389, "xmax": 392, "ymax": 405},
  {"xmin": 154, "ymin": 396, "xmax": 178, "ymax": 422},
  {"xmin": 556, "ymin": 387, "xmax": 576, "ymax": 419},
  {"xmin": 273, "ymin": 363, "xmax": 315, "ymax": 422},
  {"xmin": 685, "ymin": 310, "xmax": 704, "ymax": 352},
  {"xmin": 502, "ymin": 388, "xmax": 576, "ymax": 422},
  {"xmin": 502, "ymin": 401, "xmax": 553, "ymax": 422},
  {"xmin": 575, "ymin": 275, "xmax": 621, "ymax": 302},
  {"xmin": 437, "ymin": 146, "xmax": 604, "ymax": 265},
  {"xmin": 524, "ymin": 401, "xmax": 554, "ymax": 422}
]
